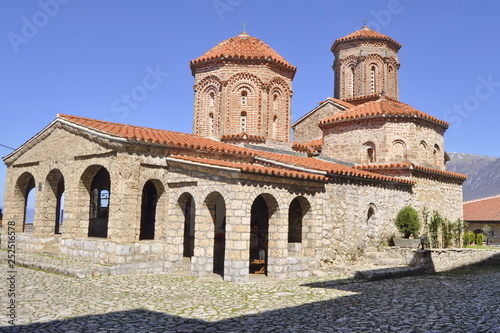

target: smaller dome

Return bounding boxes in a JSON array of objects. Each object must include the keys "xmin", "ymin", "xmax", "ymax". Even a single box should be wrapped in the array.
[
  {"xmin": 331, "ymin": 26, "xmax": 401, "ymax": 53},
  {"xmin": 190, "ymin": 31, "xmax": 296, "ymax": 73}
]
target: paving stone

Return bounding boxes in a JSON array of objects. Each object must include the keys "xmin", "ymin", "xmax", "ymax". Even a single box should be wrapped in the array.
[{"xmin": 1, "ymin": 263, "xmax": 499, "ymax": 332}]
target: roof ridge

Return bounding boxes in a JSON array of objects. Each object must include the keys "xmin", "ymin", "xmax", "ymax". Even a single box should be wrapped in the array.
[{"xmin": 464, "ymin": 194, "xmax": 500, "ymax": 204}]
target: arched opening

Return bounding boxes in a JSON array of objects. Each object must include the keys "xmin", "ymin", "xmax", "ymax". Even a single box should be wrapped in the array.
[
  {"xmin": 433, "ymin": 144, "xmax": 441, "ymax": 165},
  {"xmin": 139, "ymin": 180, "xmax": 158, "ymax": 240},
  {"xmin": 367, "ymin": 204, "xmax": 377, "ymax": 223},
  {"xmin": 419, "ymin": 141, "xmax": 428, "ymax": 162},
  {"xmin": 273, "ymin": 94, "xmax": 278, "ymax": 110},
  {"xmin": 393, "ymin": 140, "xmax": 407, "ymax": 161},
  {"xmin": 207, "ymin": 194, "xmax": 226, "ymax": 277},
  {"xmin": 361, "ymin": 142, "xmax": 376, "ymax": 164},
  {"xmin": 88, "ymin": 167, "xmax": 110, "ymax": 238},
  {"xmin": 16, "ymin": 172, "xmax": 36, "ymax": 233},
  {"xmin": 209, "ymin": 91, "xmax": 215, "ymax": 108},
  {"xmin": 288, "ymin": 198, "xmax": 303, "ymax": 243},
  {"xmin": 179, "ymin": 193, "xmax": 195, "ymax": 258},
  {"xmin": 250, "ymin": 195, "xmax": 269, "ymax": 274},
  {"xmin": 46, "ymin": 169, "xmax": 65, "ymax": 234}
]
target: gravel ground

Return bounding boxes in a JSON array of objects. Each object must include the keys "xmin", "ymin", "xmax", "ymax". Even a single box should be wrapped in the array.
[{"xmin": 1, "ymin": 263, "xmax": 499, "ymax": 332}]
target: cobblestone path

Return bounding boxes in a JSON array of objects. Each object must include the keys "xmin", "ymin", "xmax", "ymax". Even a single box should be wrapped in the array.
[{"xmin": 1, "ymin": 265, "xmax": 499, "ymax": 332}]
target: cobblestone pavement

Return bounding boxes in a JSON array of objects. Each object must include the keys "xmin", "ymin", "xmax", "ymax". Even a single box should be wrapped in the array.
[{"xmin": 1, "ymin": 264, "xmax": 500, "ymax": 332}]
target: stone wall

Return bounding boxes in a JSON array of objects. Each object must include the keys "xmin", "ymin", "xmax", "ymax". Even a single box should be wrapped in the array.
[
  {"xmin": 415, "ymin": 248, "xmax": 500, "ymax": 272},
  {"xmin": 320, "ymin": 178, "xmax": 412, "ymax": 265},
  {"xmin": 292, "ymin": 102, "xmax": 343, "ymax": 143},
  {"xmin": 321, "ymin": 118, "xmax": 447, "ymax": 169}
]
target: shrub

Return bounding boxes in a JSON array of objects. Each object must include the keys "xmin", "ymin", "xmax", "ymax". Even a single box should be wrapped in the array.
[
  {"xmin": 463, "ymin": 231, "xmax": 475, "ymax": 246},
  {"xmin": 476, "ymin": 233, "xmax": 484, "ymax": 245},
  {"xmin": 395, "ymin": 206, "xmax": 421, "ymax": 238},
  {"xmin": 463, "ymin": 232, "xmax": 470, "ymax": 246}
]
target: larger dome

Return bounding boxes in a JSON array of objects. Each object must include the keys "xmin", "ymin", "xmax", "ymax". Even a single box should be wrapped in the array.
[{"xmin": 190, "ymin": 31, "xmax": 296, "ymax": 73}]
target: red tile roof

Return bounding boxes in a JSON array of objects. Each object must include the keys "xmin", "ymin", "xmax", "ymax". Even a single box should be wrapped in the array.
[
  {"xmin": 256, "ymin": 151, "xmax": 415, "ymax": 185},
  {"xmin": 169, "ymin": 155, "xmax": 328, "ymax": 182},
  {"xmin": 464, "ymin": 195, "xmax": 500, "ymax": 221},
  {"xmin": 319, "ymin": 98, "xmax": 449, "ymax": 128},
  {"xmin": 355, "ymin": 162, "xmax": 467, "ymax": 181},
  {"xmin": 190, "ymin": 32, "xmax": 296, "ymax": 73},
  {"xmin": 332, "ymin": 26, "xmax": 401, "ymax": 52},
  {"xmin": 57, "ymin": 114, "xmax": 414, "ymax": 185},
  {"xmin": 57, "ymin": 114, "xmax": 254, "ymax": 156},
  {"xmin": 326, "ymin": 97, "xmax": 356, "ymax": 109}
]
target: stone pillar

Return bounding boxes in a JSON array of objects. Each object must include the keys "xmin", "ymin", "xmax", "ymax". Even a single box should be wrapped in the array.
[{"xmin": 191, "ymin": 200, "xmax": 214, "ymax": 277}]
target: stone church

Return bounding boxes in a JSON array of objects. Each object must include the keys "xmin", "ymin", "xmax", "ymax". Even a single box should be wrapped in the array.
[{"xmin": 1, "ymin": 27, "xmax": 466, "ymax": 282}]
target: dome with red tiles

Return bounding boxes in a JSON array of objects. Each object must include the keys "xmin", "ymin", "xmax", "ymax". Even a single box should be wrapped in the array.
[
  {"xmin": 331, "ymin": 26, "xmax": 401, "ymax": 52},
  {"xmin": 190, "ymin": 31, "xmax": 296, "ymax": 73}
]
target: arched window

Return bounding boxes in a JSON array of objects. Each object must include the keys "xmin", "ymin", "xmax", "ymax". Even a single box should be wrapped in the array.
[
  {"xmin": 209, "ymin": 112, "xmax": 214, "ymax": 135},
  {"xmin": 209, "ymin": 92, "xmax": 215, "ymax": 108},
  {"xmin": 350, "ymin": 66, "xmax": 355, "ymax": 97},
  {"xmin": 419, "ymin": 141, "xmax": 428, "ymax": 162},
  {"xmin": 371, "ymin": 65, "xmax": 377, "ymax": 94},
  {"xmin": 367, "ymin": 204, "xmax": 377, "ymax": 223},
  {"xmin": 240, "ymin": 112, "xmax": 247, "ymax": 132},
  {"xmin": 273, "ymin": 94, "xmax": 278, "ymax": 110},
  {"xmin": 393, "ymin": 140, "xmax": 407, "ymax": 161},
  {"xmin": 362, "ymin": 142, "xmax": 376, "ymax": 164},
  {"xmin": 433, "ymin": 144, "xmax": 441, "ymax": 165},
  {"xmin": 241, "ymin": 90, "xmax": 248, "ymax": 105}
]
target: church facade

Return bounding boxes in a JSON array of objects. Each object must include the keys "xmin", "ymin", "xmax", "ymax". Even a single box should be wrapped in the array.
[{"xmin": 1, "ymin": 27, "xmax": 466, "ymax": 282}]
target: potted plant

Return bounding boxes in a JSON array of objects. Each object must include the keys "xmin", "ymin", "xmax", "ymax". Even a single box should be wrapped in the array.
[{"xmin": 393, "ymin": 206, "xmax": 421, "ymax": 248}]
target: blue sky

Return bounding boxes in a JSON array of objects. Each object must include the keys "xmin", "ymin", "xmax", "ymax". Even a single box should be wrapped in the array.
[{"xmin": 1, "ymin": 0, "xmax": 500, "ymax": 208}]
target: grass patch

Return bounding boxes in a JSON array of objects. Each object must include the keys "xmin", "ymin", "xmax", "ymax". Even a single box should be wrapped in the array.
[{"xmin": 464, "ymin": 245, "xmax": 498, "ymax": 249}]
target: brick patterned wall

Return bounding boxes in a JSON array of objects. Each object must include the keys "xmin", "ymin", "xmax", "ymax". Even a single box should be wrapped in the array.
[
  {"xmin": 192, "ymin": 62, "xmax": 293, "ymax": 142},
  {"xmin": 333, "ymin": 40, "xmax": 400, "ymax": 100}
]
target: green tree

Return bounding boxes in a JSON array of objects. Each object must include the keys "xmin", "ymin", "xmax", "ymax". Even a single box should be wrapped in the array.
[
  {"xmin": 429, "ymin": 211, "xmax": 443, "ymax": 248},
  {"xmin": 395, "ymin": 206, "xmax": 421, "ymax": 238}
]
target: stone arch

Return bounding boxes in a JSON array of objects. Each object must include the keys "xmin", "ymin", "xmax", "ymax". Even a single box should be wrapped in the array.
[
  {"xmin": 139, "ymin": 180, "xmax": 164, "ymax": 240},
  {"xmin": 361, "ymin": 141, "xmax": 376, "ymax": 164},
  {"xmin": 45, "ymin": 169, "xmax": 65, "ymax": 235},
  {"xmin": 339, "ymin": 56, "xmax": 359, "ymax": 98},
  {"xmin": 178, "ymin": 192, "xmax": 196, "ymax": 258},
  {"xmin": 288, "ymin": 197, "xmax": 309, "ymax": 243},
  {"xmin": 14, "ymin": 171, "xmax": 36, "ymax": 233},
  {"xmin": 433, "ymin": 144, "xmax": 441, "ymax": 166},
  {"xmin": 419, "ymin": 141, "xmax": 428, "ymax": 163},
  {"xmin": 392, "ymin": 140, "xmax": 407, "ymax": 161},
  {"xmin": 367, "ymin": 203, "xmax": 377, "ymax": 223},
  {"xmin": 194, "ymin": 75, "xmax": 222, "ymax": 136},
  {"xmin": 80, "ymin": 165, "xmax": 110, "ymax": 238},
  {"xmin": 365, "ymin": 55, "xmax": 384, "ymax": 95},
  {"xmin": 249, "ymin": 193, "xmax": 280, "ymax": 275},
  {"xmin": 226, "ymin": 73, "xmax": 263, "ymax": 135},
  {"xmin": 204, "ymin": 191, "xmax": 227, "ymax": 277}
]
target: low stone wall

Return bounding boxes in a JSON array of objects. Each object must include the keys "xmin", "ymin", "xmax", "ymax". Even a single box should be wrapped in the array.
[{"xmin": 414, "ymin": 248, "xmax": 500, "ymax": 272}]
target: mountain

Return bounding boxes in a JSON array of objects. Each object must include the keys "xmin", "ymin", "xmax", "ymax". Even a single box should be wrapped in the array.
[{"xmin": 447, "ymin": 152, "xmax": 500, "ymax": 201}]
